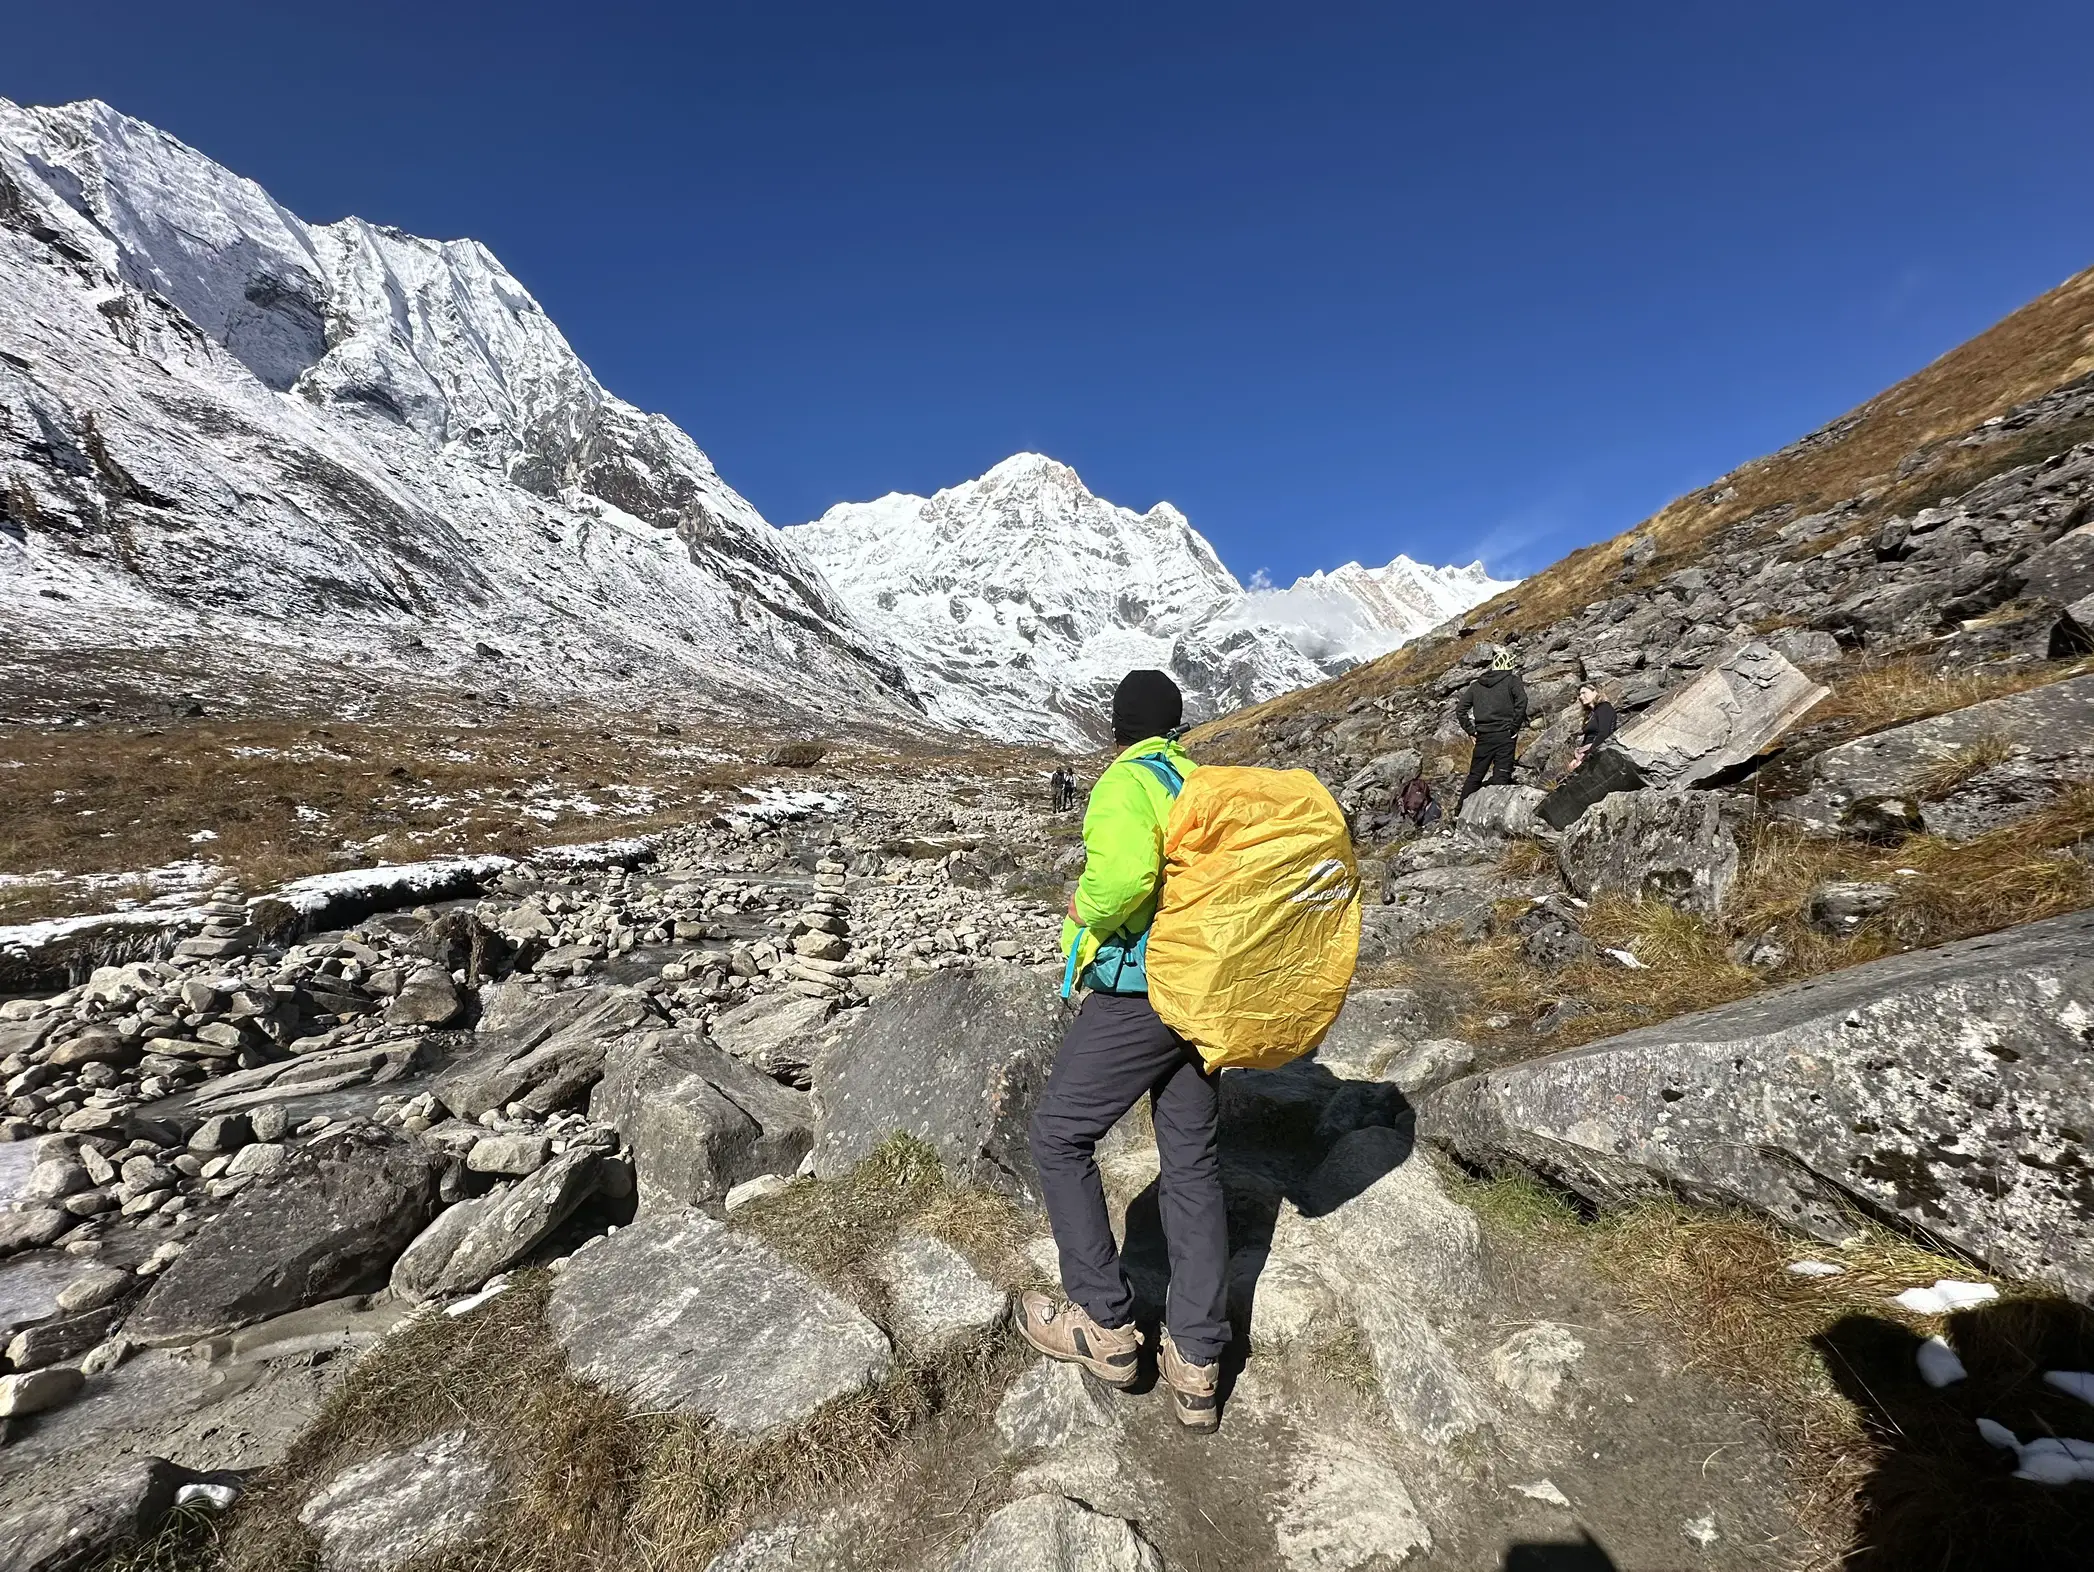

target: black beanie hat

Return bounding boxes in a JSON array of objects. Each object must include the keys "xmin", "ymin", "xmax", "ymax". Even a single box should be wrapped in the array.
[{"xmin": 1112, "ymin": 669, "xmax": 1183, "ymax": 744}]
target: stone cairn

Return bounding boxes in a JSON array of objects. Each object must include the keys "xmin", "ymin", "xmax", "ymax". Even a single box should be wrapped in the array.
[
  {"xmin": 784, "ymin": 847, "xmax": 855, "ymax": 1001},
  {"xmin": 171, "ymin": 881, "xmax": 258, "ymax": 964}
]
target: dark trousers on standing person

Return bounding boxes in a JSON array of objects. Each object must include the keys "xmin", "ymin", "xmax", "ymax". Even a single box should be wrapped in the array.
[
  {"xmin": 1028, "ymin": 991, "xmax": 1231, "ymax": 1364},
  {"xmin": 1458, "ymin": 728, "xmax": 1518, "ymax": 807}
]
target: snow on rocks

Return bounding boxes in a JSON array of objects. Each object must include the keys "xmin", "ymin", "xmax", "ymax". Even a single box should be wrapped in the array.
[
  {"xmin": 1891, "ymin": 1280, "xmax": 2000, "ymax": 1316},
  {"xmin": 1915, "ymin": 1335, "xmax": 1968, "ymax": 1388},
  {"xmin": 2044, "ymin": 1370, "xmax": 2094, "ymax": 1406}
]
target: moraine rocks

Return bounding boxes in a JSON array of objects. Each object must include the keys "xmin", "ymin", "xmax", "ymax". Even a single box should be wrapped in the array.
[{"xmin": 1422, "ymin": 909, "xmax": 2094, "ymax": 1299}]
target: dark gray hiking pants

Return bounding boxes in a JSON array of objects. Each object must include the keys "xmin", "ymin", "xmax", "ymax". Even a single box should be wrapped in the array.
[{"xmin": 1028, "ymin": 991, "xmax": 1231, "ymax": 1364}]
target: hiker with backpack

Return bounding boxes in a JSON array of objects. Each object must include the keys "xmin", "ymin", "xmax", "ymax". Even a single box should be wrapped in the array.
[
  {"xmin": 1019, "ymin": 669, "xmax": 1361, "ymax": 1432},
  {"xmin": 1455, "ymin": 645, "xmax": 1529, "ymax": 808}
]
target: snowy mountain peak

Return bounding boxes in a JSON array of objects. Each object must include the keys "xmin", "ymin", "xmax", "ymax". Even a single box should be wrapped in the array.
[
  {"xmin": 790, "ymin": 455, "xmax": 1511, "ymax": 744},
  {"xmin": 0, "ymin": 96, "xmax": 912, "ymax": 725}
]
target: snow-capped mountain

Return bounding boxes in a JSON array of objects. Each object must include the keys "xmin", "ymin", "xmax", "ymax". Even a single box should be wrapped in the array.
[
  {"xmin": 789, "ymin": 455, "xmax": 1511, "ymax": 744},
  {"xmin": 0, "ymin": 98, "xmax": 916, "ymax": 727}
]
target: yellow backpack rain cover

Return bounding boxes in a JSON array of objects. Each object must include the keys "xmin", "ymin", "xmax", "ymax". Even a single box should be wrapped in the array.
[{"xmin": 1146, "ymin": 765, "xmax": 1361, "ymax": 1071}]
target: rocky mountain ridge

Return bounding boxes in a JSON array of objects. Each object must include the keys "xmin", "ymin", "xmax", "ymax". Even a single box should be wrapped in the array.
[
  {"xmin": 0, "ymin": 97, "xmax": 918, "ymax": 729},
  {"xmin": 788, "ymin": 453, "xmax": 1509, "ymax": 745}
]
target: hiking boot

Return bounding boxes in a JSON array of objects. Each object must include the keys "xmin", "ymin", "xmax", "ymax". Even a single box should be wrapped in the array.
[
  {"xmin": 1158, "ymin": 1330, "xmax": 1222, "ymax": 1431},
  {"xmin": 1015, "ymin": 1291, "xmax": 1141, "ymax": 1388}
]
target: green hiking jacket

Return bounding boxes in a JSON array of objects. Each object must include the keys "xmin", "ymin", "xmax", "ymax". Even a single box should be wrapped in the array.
[{"xmin": 1058, "ymin": 736, "xmax": 1199, "ymax": 988}]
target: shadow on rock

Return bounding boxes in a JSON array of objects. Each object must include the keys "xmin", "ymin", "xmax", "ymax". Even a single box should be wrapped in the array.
[
  {"xmin": 1119, "ymin": 1059, "xmax": 1416, "ymax": 1358},
  {"xmin": 1502, "ymin": 1535, "xmax": 1620, "ymax": 1571},
  {"xmin": 1814, "ymin": 1297, "xmax": 2094, "ymax": 1572}
]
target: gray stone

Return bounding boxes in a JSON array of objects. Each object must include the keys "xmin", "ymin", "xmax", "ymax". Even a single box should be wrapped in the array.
[
  {"xmin": 0, "ymin": 1366, "xmax": 85, "ymax": 1416},
  {"xmin": 1806, "ymin": 880, "xmax": 1900, "ymax": 934},
  {"xmin": 1274, "ymin": 1441, "xmax": 1433, "ymax": 1570},
  {"xmin": 1455, "ymin": 784, "xmax": 1551, "ymax": 841},
  {"xmin": 5, "ymin": 1306, "xmax": 123, "ymax": 1372},
  {"xmin": 466, "ymin": 1133, "xmax": 550, "ymax": 1175},
  {"xmin": 1421, "ymin": 910, "xmax": 2094, "ymax": 1298},
  {"xmin": 812, "ymin": 963, "xmax": 1060, "ymax": 1202},
  {"xmin": 1614, "ymin": 641, "xmax": 1829, "ymax": 790},
  {"xmin": 591, "ymin": 1030, "xmax": 812, "ymax": 1207},
  {"xmin": 0, "ymin": 1455, "xmax": 190, "ymax": 1572},
  {"xmin": 709, "ymin": 994, "xmax": 835, "ymax": 1086},
  {"xmin": 943, "ymin": 1494, "xmax": 1161, "ymax": 1572},
  {"xmin": 24, "ymin": 1161, "xmax": 88, "ymax": 1202},
  {"xmin": 1760, "ymin": 626, "xmax": 1843, "ymax": 668},
  {"xmin": 545, "ymin": 1206, "xmax": 889, "ymax": 1435},
  {"xmin": 1227, "ymin": 1249, "xmax": 1335, "ymax": 1348},
  {"xmin": 224, "ymin": 1142, "xmax": 288, "ymax": 1179},
  {"xmin": 1488, "ymin": 1323, "xmax": 1585, "ymax": 1411},
  {"xmin": 1557, "ymin": 789, "xmax": 1740, "ymax": 917},
  {"xmin": 1795, "ymin": 673, "xmax": 2094, "ymax": 841},
  {"xmin": 297, "ymin": 1428, "xmax": 498, "ymax": 1572},
  {"xmin": 995, "ymin": 1356, "xmax": 1118, "ymax": 1454},
  {"xmin": 128, "ymin": 1129, "xmax": 442, "ymax": 1345},
  {"xmin": 1381, "ymin": 1038, "xmax": 1477, "ymax": 1099},
  {"xmin": 391, "ymin": 1148, "xmax": 602, "ymax": 1302},
  {"xmin": 2011, "ymin": 521, "xmax": 2094, "ymax": 605},
  {"xmin": 705, "ymin": 1507, "xmax": 868, "ymax": 1572},
  {"xmin": 1313, "ymin": 988, "xmax": 1431, "ymax": 1080},
  {"xmin": 0, "ymin": 1208, "xmax": 71, "ymax": 1256},
  {"xmin": 186, "ymin": 1115, "xmax": 251, "ymax": 1155},
  {"xmin": 1271, "ymin": 1127, "xmax": 1491, "ymax": 1442},
  {"xmin": 55, "ymin": 1266, "xmax": 131, "ymax": 1315},
  {"xmin": 878, "ymin": 1232, "xmax": 1007, "ymax": 1353},
  {"xmin": 434, "ymin": 984, "xmax": 661, "ymax": 1119}
]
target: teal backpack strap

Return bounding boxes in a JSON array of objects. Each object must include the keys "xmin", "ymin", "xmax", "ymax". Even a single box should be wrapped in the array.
[
  {"xmin": 1060, "ymin": 930, "xmax": 1086, "ymax": 1000},
  {"xmin": 1133, "ymin": 754, "xmax": 1184, "ymax": 797}
]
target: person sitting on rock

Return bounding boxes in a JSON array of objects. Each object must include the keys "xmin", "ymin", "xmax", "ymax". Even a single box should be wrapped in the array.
[
  {"xmin": 1456, "ymin": 645, "xmax": 1530, "ymax": 807},
  {"xmin": 1570, "ymin": 683, "xmax": 1617, "ymax": 770},
  {"xmin": 1018, "ymin": 668, "xmax": 1228, "ymax": 1432}
]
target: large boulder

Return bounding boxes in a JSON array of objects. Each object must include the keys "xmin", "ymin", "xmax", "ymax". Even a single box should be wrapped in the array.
[
  {"xmin": 434, "ymin": 984, "xmax": 661, "ymax": 1118},
  {"xmin": 812, "ymin": 963, "xmax": 1060, "ymax": 1202},
  {"xmin": 545, "ymin": 1207, "xmax": 889, "ymax": 1435},
  {"xmin": 591, "ymin": 1031, "xmax": 812, "ymax": 1207},
  {"xmin": 2011, "ymin": 520, "xmax": 2094, "ymax": 606},
  {"xmin": 1312, "ymin": 988, "xmax": 1433, "ymax": 1081},
  {"xmin": 1613, "ymin": 641, "xmax": 1829, "ymax": 790},
  {"xmin": 1556, "ymin": 789, "xmax": 1740, "ymax": 917},
  {"xmin": 389, "ymin": 1148, "xmax": 604, "ymax": 1302},
  {"xmin": 1422, "ymin": 909, "xmax": 2094, "ymax": 1299},
  {"xmin": 127, "ymin": 1129, "xmax": 443, "ymax": 1345},
  {"xmin": 1785, "ymin": 673, "xmax": 2094, "ymax": 841},
  {"xmin": 0, "ymin": 1456, "xmax": 192, "ymax": 1572},
  {"xmin": 1454, "ymin": 784, "xmax": 1551, "ymax": 842}
]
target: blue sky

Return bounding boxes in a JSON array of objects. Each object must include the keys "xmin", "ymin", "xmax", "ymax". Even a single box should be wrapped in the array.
[{"xmin": 8, "ymin": 1, "xmax": 2094, "ymax": 583}]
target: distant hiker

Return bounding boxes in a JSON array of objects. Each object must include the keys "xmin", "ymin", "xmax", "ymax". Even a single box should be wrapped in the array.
[
  {"xmin": 1570, "ymin": 683, "xmax": 1617, "ymax": 770},
  {"xmin": 1398, "ymin": 774, "xmax": 1442, "ymax": 830},
  {"xmin": 1455, "ymin": 645, "xmax": 1529, "ymax": 808},
  {"xmin": 1048, "ymin": 764, "xmax": 1070, "ymax": 811},
  {"xmin": 1019, "ymin": 669, "xmax": 1229, "ymax": 1430}
]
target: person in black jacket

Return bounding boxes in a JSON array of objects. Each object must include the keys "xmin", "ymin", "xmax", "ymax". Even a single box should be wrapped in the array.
[
  {"xmin": 1571, "ymin": 683, "xmax": 1617, "ymax": 770},
  {"xmin": 1456, "ymin": 646, "xmax": 1529, "ymax": 808}
]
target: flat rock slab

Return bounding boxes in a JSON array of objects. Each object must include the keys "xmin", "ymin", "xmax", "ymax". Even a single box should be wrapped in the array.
[
  {"xmin": 297, "ymin": 1428, "xmax": 498, "ymax": 1572},
  {"xmin": 435, "ymin": 984, "xmax": 661, "ymax": 1118},
  {"xmin": 1796, "ymin": 672, "xmax": 2094, "ymax": 840},
  {"xmin": 813, "ymin": 963, "xmax": 1060, "ymax": 1202},
  {"xmin": 128, "ymin": 1128, "xmax": 441, "ymax": 1345},
  {"xmin": 1274, "ymin": 1441, "xmax": 1433, "ymax": 1570},
  {"xmin": 943, "ymin": 1494, "xmax": 1161, "ymax": 1572},
  {"xmin": 878, "ymin": 1232, "xmax": 1006, "ymax": 1354},
  {"xmin": 1615, "ymin": 640, "xmax": 1828, "ymax": 790},
  {"xmin": 1423, "ymin": 909, "xmax": 2094, "ymax": 1299},
  {"xmin": 546, "ymin": 1207, "xmax": 889, "ymax": 1435}
]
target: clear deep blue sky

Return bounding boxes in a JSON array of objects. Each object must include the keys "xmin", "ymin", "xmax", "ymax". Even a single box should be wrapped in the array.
[{"xmin": 9, "ymin": 1, "xmax": 2094, "ymax": 583}]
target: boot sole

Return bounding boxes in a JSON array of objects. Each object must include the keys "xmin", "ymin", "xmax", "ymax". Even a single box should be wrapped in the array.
[{"xmin": 1016, "ymin": 1317, "xmax": 1140, "ymax": 1389}]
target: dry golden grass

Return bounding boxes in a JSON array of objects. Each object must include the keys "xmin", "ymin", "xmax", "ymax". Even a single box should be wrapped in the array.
[
  {"xmin": 1372, "ymin": 783, "xmax": 2094, "ymax": 1054},
  {"xmin": 0, "ymin": 713, "xmax": 1059, "ymax": 925},
  {"xmin": 135, "ymin": 1141, "xmax": 1036, "ymax": 1572},
  {"xmin": 1448, "ymin": 1165, "xmax": 2008, "ymax": 1569},
  {"xmin": 1799, "ymin": 654, "xmax": 2091, "ymax": 742},
  {"xmin": 1193, "ymin": 263, "xmax": 2094, "ymax": 747}
]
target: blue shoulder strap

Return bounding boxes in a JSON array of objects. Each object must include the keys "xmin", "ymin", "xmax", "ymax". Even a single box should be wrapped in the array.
[{"xmin": 1133, "ymin": 754, "xmax": 1184, "ymax": 797}]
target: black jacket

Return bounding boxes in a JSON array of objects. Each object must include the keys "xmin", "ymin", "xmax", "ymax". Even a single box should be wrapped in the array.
[
  {"xmin": 1458, "ymin": 669, "xmax": 1529, "ymax": 737},
  {"xmin": 1580, "ymin": 700, "xmax": 1618, "ymax": 750}
]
